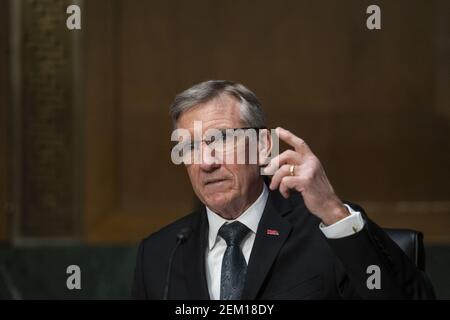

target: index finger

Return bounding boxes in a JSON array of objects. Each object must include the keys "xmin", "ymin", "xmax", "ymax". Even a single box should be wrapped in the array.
[{"xmin": 276, "ymin": 127, "xmax": 312, "ymax": 155}]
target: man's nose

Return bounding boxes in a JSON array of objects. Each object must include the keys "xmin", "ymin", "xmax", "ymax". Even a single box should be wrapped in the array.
[{"xmin": 199, "ymin": 144, "xmax": 221, "ymax": 172}]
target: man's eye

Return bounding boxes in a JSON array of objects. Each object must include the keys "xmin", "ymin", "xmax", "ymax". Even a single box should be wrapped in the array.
[
  {"xmin": 204, "ymin": 136, "xmax": 219, "ymax": 146},
  {"xmin": 214, "ymin": 131, "xmax": 227, "ymax": 143}
]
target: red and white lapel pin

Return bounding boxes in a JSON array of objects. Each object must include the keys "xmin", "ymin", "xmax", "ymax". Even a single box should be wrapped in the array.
[{"xmin": 266, "ymin": 229, "xmax": 279, "ymax": 236}]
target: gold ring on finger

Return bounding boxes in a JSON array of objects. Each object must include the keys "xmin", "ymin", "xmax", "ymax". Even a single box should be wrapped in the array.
[{"xmin": 289, "ymin": 164, "xmax": 295, "ymax": 176}]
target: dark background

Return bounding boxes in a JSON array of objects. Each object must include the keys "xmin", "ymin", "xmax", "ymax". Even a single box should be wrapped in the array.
[{"xmin": 0, "ymin": 0, "xmax": 449, "ymax": 298}]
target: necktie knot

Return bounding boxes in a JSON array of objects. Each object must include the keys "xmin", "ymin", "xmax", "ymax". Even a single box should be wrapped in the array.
[{"xmin": 218, "ymin": 221, "xmax": 250, "ymax": 247}]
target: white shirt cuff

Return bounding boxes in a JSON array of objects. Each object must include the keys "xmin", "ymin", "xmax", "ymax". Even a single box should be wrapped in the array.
[{"xmin": 319, "ymin": 204, "xmax": 365, "ymax": 239}]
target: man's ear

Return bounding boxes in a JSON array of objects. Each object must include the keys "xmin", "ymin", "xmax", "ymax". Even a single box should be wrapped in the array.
[{"xmin": 258, "ymin": 128, "xmax": 272, "ymax": 167}]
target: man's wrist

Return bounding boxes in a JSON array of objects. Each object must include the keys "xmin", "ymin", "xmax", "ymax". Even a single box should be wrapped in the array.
[{"xmin": 321, "ymin": 202, "xmax": 350, "ymax": 226}]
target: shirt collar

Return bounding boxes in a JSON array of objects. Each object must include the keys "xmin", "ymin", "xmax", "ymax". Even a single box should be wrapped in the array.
[{"xmin": 206, "ymin": 183, "xmax": 269, "ymax": 251}]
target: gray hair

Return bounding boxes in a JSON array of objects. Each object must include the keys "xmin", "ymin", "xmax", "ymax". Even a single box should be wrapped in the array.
[{"xmin": 170, "ymin": 80, "xmax": 266, "ymax": 128}]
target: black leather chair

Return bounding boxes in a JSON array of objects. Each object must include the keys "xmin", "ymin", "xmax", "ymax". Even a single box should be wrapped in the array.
[
  {"xmin": 384, "ymin": 228, "xmax": 437, "ymax": 298},
  {"xmin": 383, "ymin": 228, "xmax": 425, "ymax": 271}
]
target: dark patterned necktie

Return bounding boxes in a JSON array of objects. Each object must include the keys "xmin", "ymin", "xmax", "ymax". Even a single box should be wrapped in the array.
[{"xmin": 218, "ymin": 221, "xmax": 251, "ymax": 300}]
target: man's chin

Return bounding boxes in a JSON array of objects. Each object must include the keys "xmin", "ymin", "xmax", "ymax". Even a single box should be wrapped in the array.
[{"xmin": 203, "ymin": 192, "xmax": 234, "ymax": 212}]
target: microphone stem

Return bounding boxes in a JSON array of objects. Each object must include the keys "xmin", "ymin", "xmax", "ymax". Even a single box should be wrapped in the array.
[{"xmin": 163, "ymin": 238, "xmax": 182, "ymax": 300}]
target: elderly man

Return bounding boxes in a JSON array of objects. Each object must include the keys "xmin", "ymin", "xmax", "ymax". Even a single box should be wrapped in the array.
[{"xmin": 132, "ymin": 80, "xmax": 434, "ymax": 300}]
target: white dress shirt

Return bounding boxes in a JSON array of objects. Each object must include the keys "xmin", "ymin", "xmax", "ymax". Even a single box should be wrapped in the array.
[{"xmin": 205, "ymin": 184, "xmax": 365, "ymax": 300}]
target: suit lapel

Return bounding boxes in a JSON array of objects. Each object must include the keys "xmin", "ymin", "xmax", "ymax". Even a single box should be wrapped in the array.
[
  {"xmin": 181, "ymin": 188, "xmax": 295, "ymax": 300},
  {"xmin": 182, "ymin": 208, "xmax": 211, "ymax": 299},
  {"xmin": 241, "ymin": 190, "xmax": 294, "ymax": 299}
]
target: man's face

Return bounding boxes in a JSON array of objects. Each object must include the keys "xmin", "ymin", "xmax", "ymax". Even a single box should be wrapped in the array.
[{"xmin": 176, "ymin": 95, "xmax": 262, "ymax": 216}]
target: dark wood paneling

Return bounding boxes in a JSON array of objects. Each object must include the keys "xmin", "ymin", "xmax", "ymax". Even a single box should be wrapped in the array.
[{"xmin": 83, "ymin": 0, "xmax": 119, "ymax": 235}]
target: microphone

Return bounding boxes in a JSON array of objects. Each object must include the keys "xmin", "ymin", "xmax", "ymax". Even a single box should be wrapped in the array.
[
  {"xmin": 163, "ymin": 227, "xmax": 192, "ymax": 300},
  {"xmin": 176, "ymin": 227, "xmax": 192, "ymax": 242}
]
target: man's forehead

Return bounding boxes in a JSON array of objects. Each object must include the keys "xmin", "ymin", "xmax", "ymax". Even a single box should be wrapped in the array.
[{"xmin": 177, "ymin": 96, "xmax": 243, "ymax": 130}]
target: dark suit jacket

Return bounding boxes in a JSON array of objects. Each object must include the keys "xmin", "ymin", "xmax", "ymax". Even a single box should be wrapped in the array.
[{"xmin": 132, "ymin": 187, "xmax": 435, "ymax": 299}]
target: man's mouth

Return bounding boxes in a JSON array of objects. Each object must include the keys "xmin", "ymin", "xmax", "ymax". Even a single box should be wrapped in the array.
[{"xmin": 204, "ymin": 178, "xmax": 229, "ymax": 186}]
